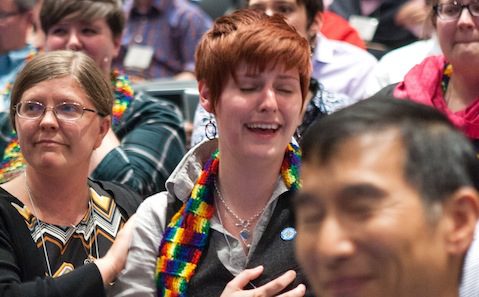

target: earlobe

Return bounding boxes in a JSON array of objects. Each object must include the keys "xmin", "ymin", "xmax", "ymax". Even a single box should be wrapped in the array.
[
  {"xmin": 444, "ymin": 188, "xmax": 479, "ymax": 255},
  {"xmin": 198, "ymin": 80, "xmax": 214, "ymax": 113}
]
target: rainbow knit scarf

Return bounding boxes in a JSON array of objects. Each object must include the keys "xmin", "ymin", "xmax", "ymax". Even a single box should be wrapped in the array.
[
  {"xmin": 0, "ymin": 71, "xmax": 134, "ymax": 183},
  {"xmin": 155, "ymin": 143, "xmax": 301, "ymax": 297}
]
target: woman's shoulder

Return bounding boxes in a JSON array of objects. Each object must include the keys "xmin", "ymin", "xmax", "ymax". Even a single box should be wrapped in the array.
[{"xmin": 88, "ymin": 179, "xmax": 142, "ymax": 217}]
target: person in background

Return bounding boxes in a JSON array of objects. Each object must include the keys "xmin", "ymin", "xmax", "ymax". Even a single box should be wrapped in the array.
[
  {"xmin": 328, "ymin": 0, "xmax": 419, "ymax": 50},
  {"xmin": 0, "ymin": 50, "xmax": 141, "ymax": 297},
  {"xmin": 296, "ymin": 97, "xmax": 479, "ymax": 297},
  {"xmin": 0, "ymin": 0, "xmax": 38, "ymax": 111},
  {"xmin": 114, "ymin": 0, "xmax": 212, "ymax": 81},
  {"xmin": 111, "ymin": 9, "xmax": 315, "ymax": 297},
  {"xmin": 0, "ymin": 0, "xmax": 187, "ymax": 197},
  {"xmin": 375, "ymin": 0, "xmax": 479, "ymax": 152},
  {"xmin": 367, "ymin": 0, "xmax": 441, "ymax": 93},
  {"xmin": 248, "ymin": 0, "xmax": 377, "ymax": 101}
]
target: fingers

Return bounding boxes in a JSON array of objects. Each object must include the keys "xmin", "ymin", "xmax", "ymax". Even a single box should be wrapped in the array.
[
  {"xmin": 222, "ymin": 266, "xmax": 264, "ymax": 295},
  {"xmin": 277, "ymin": 284, "xmax": 306, "ymax": 297},
  {"xmin": 97, "ymin": 215, "xmax": 137, "ymax": 284},
  {"xmin": 220, "ymin": 268, "xmax": 305, "ymax": 297},
  {"xmin": 254, "ymin": 270, "xmax": 298, "ymax": 296}
]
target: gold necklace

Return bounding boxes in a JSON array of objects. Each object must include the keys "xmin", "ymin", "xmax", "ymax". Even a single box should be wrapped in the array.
[{"xmin": 24, "ymin": 174, "xmax": 98, "ymax": 276}]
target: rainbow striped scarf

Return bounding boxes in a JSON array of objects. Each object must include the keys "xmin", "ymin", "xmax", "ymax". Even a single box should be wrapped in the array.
[{"xmin": 155, "ymin": 143, "xmax": 301, "ymax": 297}]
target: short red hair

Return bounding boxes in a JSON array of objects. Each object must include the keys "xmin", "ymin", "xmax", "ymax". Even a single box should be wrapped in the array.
[{"xmin": 195, "ymin": 9, "xmax": 312, "ymax": 112}]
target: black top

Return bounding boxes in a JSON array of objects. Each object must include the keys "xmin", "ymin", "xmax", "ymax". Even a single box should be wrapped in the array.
[
  {"xmin": 329, "ymin": 0, "xmax": 417, "ymax": 49},
  {"xmin": 0, "ymin": 179, "xmax": 141, "ymax": 297}
]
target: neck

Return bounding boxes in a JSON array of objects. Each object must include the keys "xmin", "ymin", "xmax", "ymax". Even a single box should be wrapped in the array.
[
  {"xmin": 446, "ymin": 74, "xmax": 479, "ymax": 112},
  {"xmin": 21, "ymin": 167, "xmax": 90, "ymax": 225},
  {"xmin": 217, "ymin": 149, "xmax": 284, "ymax": 218}
]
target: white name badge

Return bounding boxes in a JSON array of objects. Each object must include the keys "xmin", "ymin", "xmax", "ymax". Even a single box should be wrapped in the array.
[
  {"xmin": 349, "ymin": 15, "xmax": 379, "ymax": 42},
  {"xmin": 123, "ymin": 44, "xmax": 154, "ymax": 70}
]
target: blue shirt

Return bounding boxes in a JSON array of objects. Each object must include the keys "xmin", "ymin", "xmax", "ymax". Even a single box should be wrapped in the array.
[
  {"xmin": 0, "ymin": 44, "xmax": 37, "ymax": 111},
  {"xmin": 116, "ymin": 0, "xmax": 212, "ymax": 79}
]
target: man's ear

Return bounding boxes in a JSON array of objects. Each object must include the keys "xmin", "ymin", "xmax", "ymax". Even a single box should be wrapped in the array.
[
  {"xmin": 443, "ymin": 187, "xmax": 479, "ymax": 255},
  {"xmin": 311, "ymin": 11, "xmax": 322, "ymax": 33},
  {"xmin": 198, "ymin": 80, "xmax": 215, "ymax": 113}
]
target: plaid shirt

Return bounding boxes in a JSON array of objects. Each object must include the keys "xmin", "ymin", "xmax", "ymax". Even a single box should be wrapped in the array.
[
  {"xmin": 115, "ymin": 0, "xmax": 212, "ymax": 79},
  {"xmin": 91, "ymin": 92, "xmax": 186, "ymax": 198}
]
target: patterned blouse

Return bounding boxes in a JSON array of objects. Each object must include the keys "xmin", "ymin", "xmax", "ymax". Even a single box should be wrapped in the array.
[{"xmin": 11, "ymin": 186, "xmax": 125, "ymax": 277}]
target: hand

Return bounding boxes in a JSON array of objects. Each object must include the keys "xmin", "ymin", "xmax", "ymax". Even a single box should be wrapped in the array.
[
  {"xmin": 95, "ymin": 215, "xmax": 136, "ymax": 285},
  {"xmin": 220, "ymin": 266, "xmax": 306, "ymax": 297},
  {"xmin": 395, "ymin": 1, "xmax": 429, "ymax": 27}
]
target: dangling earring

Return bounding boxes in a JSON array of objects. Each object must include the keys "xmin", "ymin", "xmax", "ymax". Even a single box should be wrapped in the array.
[{"xmin": 205, "ymin": 115, "xmax": 217, "ymax": 140}]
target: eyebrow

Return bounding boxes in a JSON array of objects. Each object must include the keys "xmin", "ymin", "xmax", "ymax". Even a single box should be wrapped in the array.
[
  {"xmin": 337, "ymin": 183, "xmax": 387, "ymax": 203},
  {"xmin": 294, "ymin": 192, "xmax": 319, "ymax": 208},
  {"xmin": 294, "ymin": 183, "xmax": 387, "ymax": 206},
  {"xmin": 238, "ymin": 73, "xmax": 299, "ymax": 81}
]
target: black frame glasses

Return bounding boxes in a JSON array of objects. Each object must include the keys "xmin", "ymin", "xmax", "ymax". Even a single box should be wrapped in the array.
[
  {"xmin": 15, "ymin": 101, "xmax": 102, "ymax": 121},
  {"xmin": 434, "ymin": 1, "xmax": 479, "ymax": 21}
]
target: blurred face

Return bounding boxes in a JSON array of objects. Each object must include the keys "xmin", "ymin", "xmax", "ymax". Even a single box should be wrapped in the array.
[
  {"xmin": 44, "ymin": 18, "xmax": 120, "ymax": 77},
  {"xmin": 248, "ymin": 0, "xmax": 311, "ymax": 38},
  {"xmin": 436, "ymin": 0, "xmax": 479, "ymax": 66},
  {"xmin": 0, "ymin": 0, "xmax": 32, "ymax": 53},
  {"xmin": 15, "ymin": 76, "xmax": 109, "ymax": 173},
  {"xmin": 201, "ymin": 62, "xmax": 303, "ymax": 162},
  {"xmin": 295, "ymin": 131, "xmax": 450, "ymax": 297}
]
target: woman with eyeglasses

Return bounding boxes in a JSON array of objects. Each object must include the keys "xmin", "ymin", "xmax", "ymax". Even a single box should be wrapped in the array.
[
  {"xmin": 0, "ymin": 50, "xmax": 141, "ymax": 297},
  {"xmin": 377, "ymin": 0, "xmax": 479, "ymax": 151},
  {"xmin": 0, "ymin": 0, "xmax": 186, "ymax": 198}
]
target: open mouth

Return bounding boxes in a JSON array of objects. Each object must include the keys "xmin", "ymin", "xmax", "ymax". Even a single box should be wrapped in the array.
[{"xmin": 246, "ymin": 123, "xmax": 281, "ymax": 134}]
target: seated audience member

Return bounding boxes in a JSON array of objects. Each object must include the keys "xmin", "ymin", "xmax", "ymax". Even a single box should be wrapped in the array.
[
  {"xmin": 367, "ymin": 0, "xmax": 441, "ymax": 93},
  {"xmin": 248, "ymin": 0, "xmax": 377, "ymax": 101},
  {"xmin": 328, "ymin": 0, "xmax": 419, "ymax": 50},
  {"xmin": 0, "ymin": 0, "xmax": 187, "ymax": 197},
  {"xmin": 114, "ymin": 0, "xmax": 212, "ymax": 81},
  {"xmin": 0, "ymin": 0, "xmax": 38, "ymax": 111},
  {"xmin": 375, "ymin": 0, "xmax": 479, "ymax": 151},
  {"xmin": 192, "ymin": 0, "xmax": 359, "ymax": 146},
  {"xmin": 395, "ymin": 0, "xmax": 434, "ymax": 39},
  {"xmin": 296, "ymin": 97, "xmax": 479, "ymax": 297},
  {"xmin": 0, "ymin": 51, "xmax": 141, "ymax": 296},
  {"xmin": 111, "ymin": 9, "xmax": 315, "ymax": 297}
]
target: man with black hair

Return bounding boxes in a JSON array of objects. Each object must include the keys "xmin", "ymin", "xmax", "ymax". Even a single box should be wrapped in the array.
[{"xmin": 295, "ymin": 97, "xmax": 479, "ymax": 297}]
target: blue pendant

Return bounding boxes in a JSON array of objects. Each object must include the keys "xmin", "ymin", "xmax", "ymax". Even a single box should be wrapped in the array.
[{"xmin": 240, "ymin": 229, "xmax": 250, "ymax": 241}]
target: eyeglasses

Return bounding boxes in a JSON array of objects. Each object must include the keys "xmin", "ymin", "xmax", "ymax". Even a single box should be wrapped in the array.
[
  {"xmin": 15, "ymin": 101, "xmax": 103, "ymax": 121},
  {"xmin": 434, "ymin": 1, "xmax": 479, "ymax": 21},
  {"xmin": 0, "ymin": 11, "xmax": 20, "ymax": 20}
]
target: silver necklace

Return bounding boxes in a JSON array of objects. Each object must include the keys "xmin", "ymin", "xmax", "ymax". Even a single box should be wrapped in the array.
[
  {"xmin": 25, "ymin": 175, "xmax": 98, "ymax": 276},
  {"xmin": 215, "ymin": 198, "xmax": 257, "ymax": 289},
  {"xmin": 213, "ymin": 179, "xmax": 267, "ymax": 248}
]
